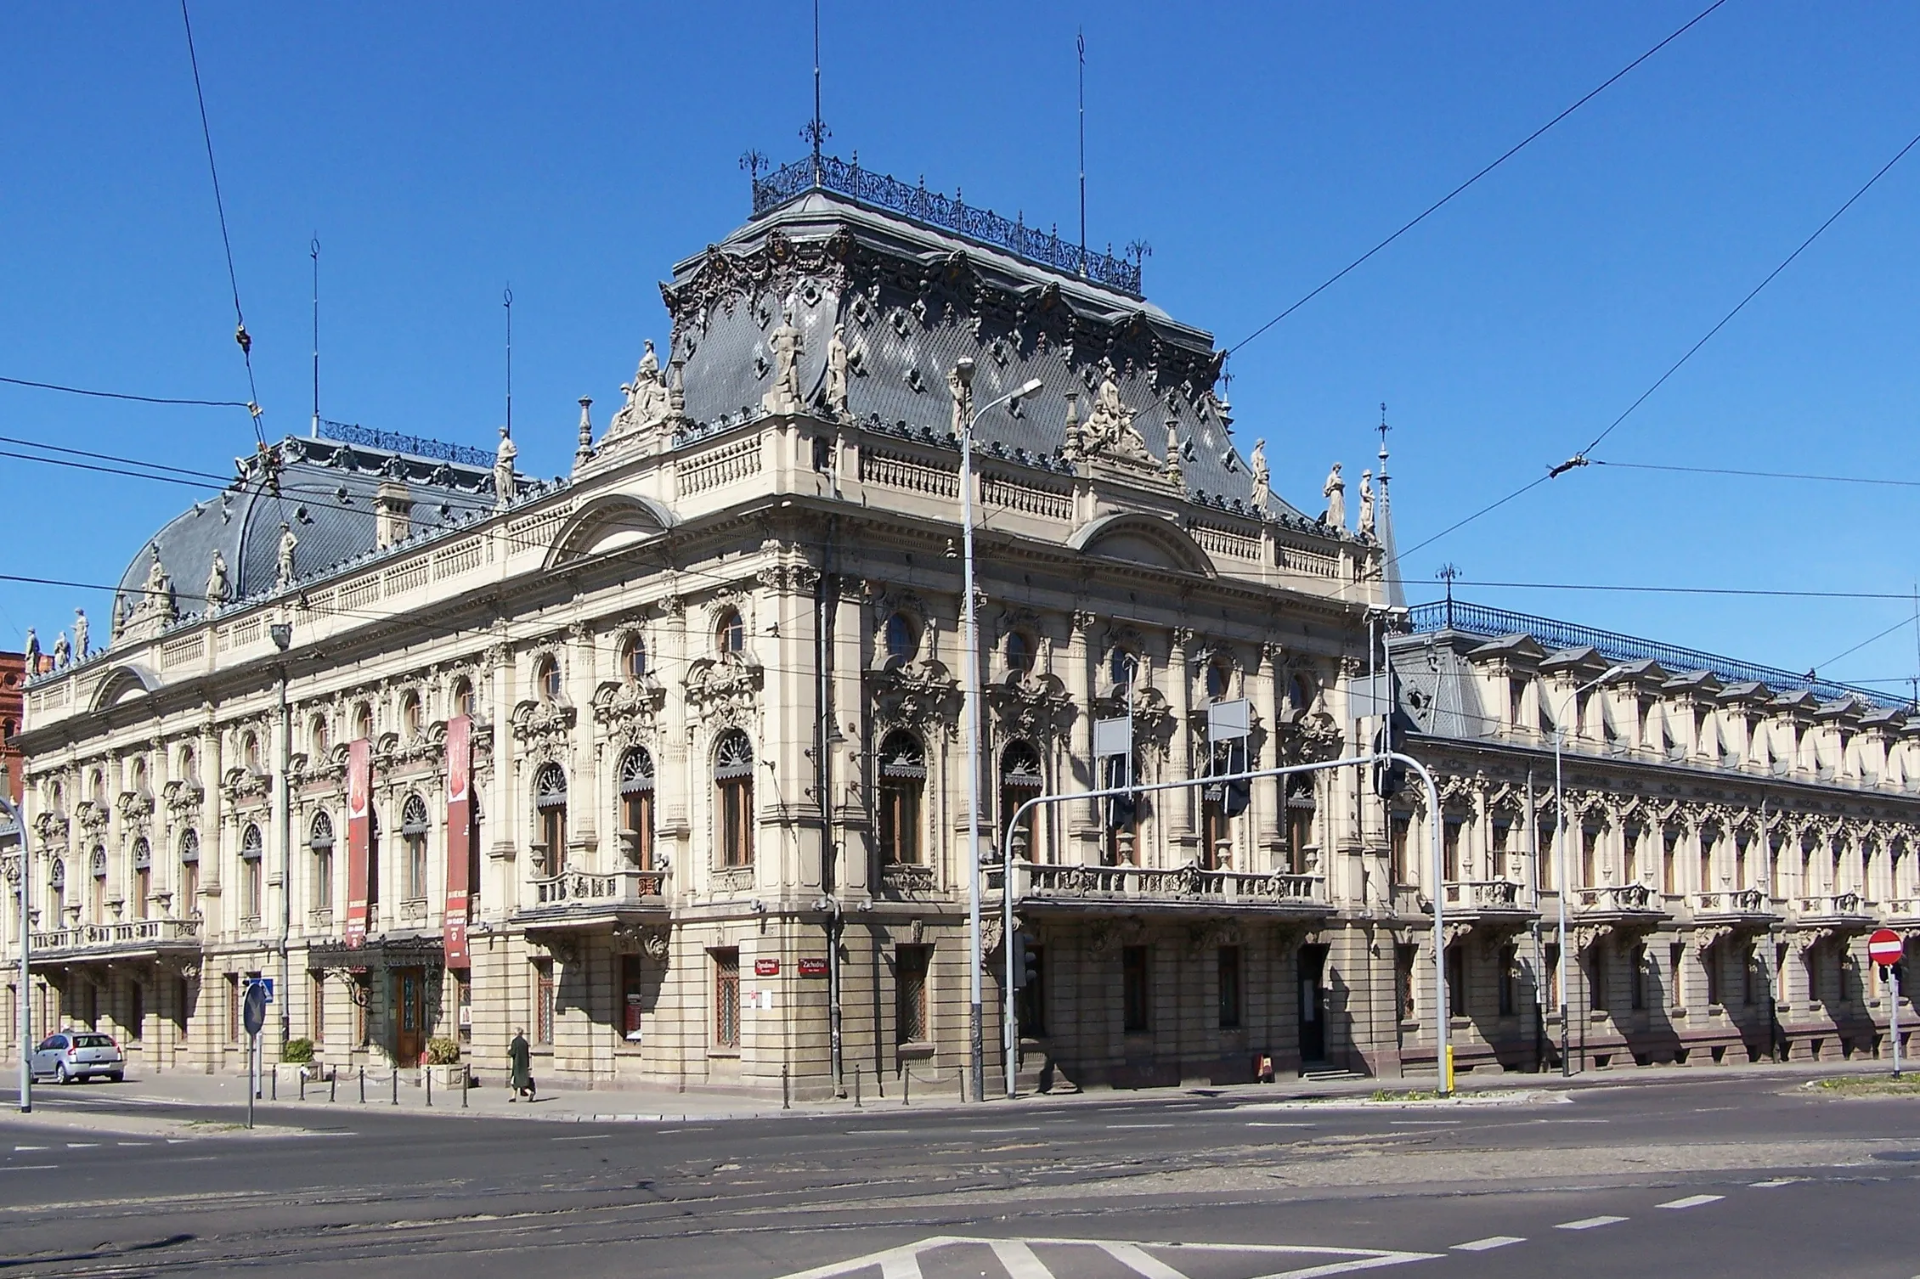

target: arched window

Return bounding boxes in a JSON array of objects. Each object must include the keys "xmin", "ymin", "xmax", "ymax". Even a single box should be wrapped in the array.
[
  {"xmin": 130, "ymin": 757, "xmax": 148, "ymax": 794},
  {"xmin": 714, "ymin": 730, "xmax": 755, "ymax": 868},
  {"xmin": 535, "ymin": 656, "xmax": 563, "ymax": 704},
  {"xmin": 451, "ymin": 676, "xmax": 476, "ymax": 719},
  {"xmin": 47, "ymin": 779, "xmax": 64, "ymax": 814},
  {"xmin": 1204, "ymin": 659, "xmax": 1231, "ymax": 702},
  {"xmin": 309, "ymin": 714, "xmax": 329, "ymax": 760},
  {"xmin": 401, "ymin": 794, "xmax": 430, "ymax": 900},
  {"xmin": 241, "ymin": 824, "xmax": 264, "ymax": 921},
  {"xmin": 352, "ymin": 702, "xmax": 374, "ymax": 740},
  {"xmin": 876, "ymin": 731, "xmax": 926, "ymax": 866},
  {"xmin": 90, "ymin": 769, "xmax": 106, "ymax": 806},
  {"xmin": 401, "ymin": 691, "xmax": 423, "ymax": 741},
  {"xmin": 310, "ymin": 810, "xmax": 335, "ymax": 914},
  {"xmin": 178, "ymin": 830, "xmax": 199, "ymax": 914},
  {"xmin": 884, "ymin": 613, "xmax": 917, "ymax": 663},
  {"xmin": 623, "ymin": 636, "xmax": 648, "ymax": 682},
  {"xmin": 48, "ymin": 856, "xmax": 65, "ymax": 921},
  {"xmin": 618, "ymin": 748, "xmax": 656, "ymax": 870},
  {"xmin": 999, "ymin": 741, "xmax": 1044, "ymax": 861},
  {"xmin": 716, "ymin": 609, "xmax": 745, "ymax": 657},
  {"xmin": 131, "ymin": 837, "xmax": 151, "ymax": 920},
  {"xmin": 533, "ymin": 763, "xmax": 568, "ymax": 875},
  {"xmin": 1109, "ymin": 647, "xmax": 1138, "ymax": 689},
  {"xmin": 1005, "ymin": 631, "xmax": 1035, "ymax": 681},
  {"xmin": 89, "ymin": 845, "xmax": 107, "ymax": 924},
  {"xmin": 243, "ymin": 732, "xmax": 262, "ymax": 772},
  {"xmin": 1290, "ymin": 673, "xmax": 1315, "ymax": 716}
]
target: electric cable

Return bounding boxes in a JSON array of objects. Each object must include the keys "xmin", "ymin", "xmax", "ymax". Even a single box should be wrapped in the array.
[
  {"xmin": 1227, "ymin": 0, "xmax": 1727, "ymax": 356},
  {"xmin": 1593, "ymin": 458, "xmax": 1920, "ymax": 489},
  {"xmin": 0, "ymin": 375, "xmax": 252, "ymax": 410},
  {"xmin": 180, "ymin": 0, "xmax": 265, "ymax": 445}
]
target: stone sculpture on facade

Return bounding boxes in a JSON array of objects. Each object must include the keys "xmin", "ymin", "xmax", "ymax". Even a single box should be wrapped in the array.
[
  {"xmin": 494, "ymin": 427, "xmax": 517, "ymax": 508},
  {"xmin": 761, "ymin": 306, "xmax": 804, "ymax": 414},
  {"xmin": 1081, "ymin": 371, "xmax": 1150, "ymax": 461},
  {"xmin": 22, "ymin": 627, "xmax": 39, "ymax": 672},
  {"xmin": 608, "ymin": 340, "xmax": 672, "ymax": 438},
  {"xmin": 1249, "ymin": 439, "xmax": 1270, "ymax": 511},
  {"xmin": 131, "ymin": 546, "xmax": 176, "ymax": 627},
  {"xmin": 204, "ymin": 549, "xmax": 231, "ymax": 611},
  {"xmin": 824, "ymin": 324, "xmax": 851, "ymax": 419},
  {"xmin": 72, "ymin": 609, "xmax": 88, "ymax": 660},
  {"xmin": 1163, "ymin": 417, "xmax": 1184, "ymax": 487},
  {"xmin": 276, "ymin": 523, "xmax": 299, "ymax": 590},
  {"xmin": 1358, "ymin": 469, "xmax": 1375, "ymax": 537},
  {"xmin": 1322, "ymin": 462, "xmax": 1346, "ymax": 529},
  {"xmin": 50, "ymin": 630, "xmax": 69, "ymax": 669}
]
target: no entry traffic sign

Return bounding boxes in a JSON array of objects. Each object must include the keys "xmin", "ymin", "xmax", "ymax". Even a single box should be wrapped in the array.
[{"xmin": 1869, "ymin": 929, "xmax": 1905, "ymax": 966}]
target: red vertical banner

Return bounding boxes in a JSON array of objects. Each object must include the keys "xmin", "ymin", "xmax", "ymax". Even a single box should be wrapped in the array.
[
  {"xmin": 345, "ymin": 738, "xmax": 371, "ymax": 947},
  {"xmin": 444, "ymin": 715, "xmax": 472, "ymax": 968}
]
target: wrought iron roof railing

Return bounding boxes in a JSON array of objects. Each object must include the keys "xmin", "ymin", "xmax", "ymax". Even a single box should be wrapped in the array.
[
  {"xmin": 319, "ymin": 420, "xmax": 493, "ymax": 469},
  {"xmin": 751, "ymin": 154, "xmax": 1144, "ymax": 297},
  {"xmin": 1410, "ymin": 599, "xmax": 1907, "ymax": 709}
]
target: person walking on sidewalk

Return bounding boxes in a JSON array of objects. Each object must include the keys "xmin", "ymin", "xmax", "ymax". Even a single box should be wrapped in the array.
[{"xmin": 508, "ymin": 1028, "xmax": 535, "ymax": 1102}]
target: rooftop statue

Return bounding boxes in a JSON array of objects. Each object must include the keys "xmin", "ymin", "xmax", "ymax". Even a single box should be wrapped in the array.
[
  {"xmin": 824, "ymin": 325, "xmax": 851, "ymax": 419},
  {"xmin": 761, "ymin": 306, "xmax": 804, "ymax": 414},
  {"xmin": 205, "ymin": 548, "xmax": 231, "ymax": 611},
  {"xmin": 494, "ymin": 427, "xmax": 518, "ymax": 509},
  {"xmin": 1250, "ymin": 440, "xmax": 1270, "ymax": 512},
  {"xmin": 73, "ymin": 608, "xmax": 88, "ymax": 660},
  {"xmin": 1323, "ymin": 462, "xmax": 1346, "ymax": 529},
  {"xmin": 1082, "ymin": 371, "xmax": 1150, "ymax": 462},
  {"xmin": 1358, "ymin": 469, "xmax": 1375, "ymax": 537},
  {"xmin": 276, "ymin": 523, "xmax": 299, "ymax": 591},
  {"xmin": 51, "ymin": 630, "xmax": 69, "ymax": 669},
  {"xmin": 609, "ymin": 340, "xmax": 671, "ymax": 437},
  {"xmin": 23, "ymin": 627, "xmax": 39, "ymax": 671}
]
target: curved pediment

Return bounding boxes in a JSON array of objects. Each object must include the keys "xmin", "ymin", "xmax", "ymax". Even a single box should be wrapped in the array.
[
  {"xmin": 545, "ymin": 493, "xmax": 677, "ymax": 569},
  {"xmin": 88, "ymin": 664, "xmax": 161, "ymax": 713},
  {"xmin": 1069, "ymin": 513, "xmax": 1217, "ymax": 579}
]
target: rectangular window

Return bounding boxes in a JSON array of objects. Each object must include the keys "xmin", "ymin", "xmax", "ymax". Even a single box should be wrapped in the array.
[
  {"xmin": 719, "ymin": 778, "xmax": 754, "ymax": 868},
  {"xmin": 1217, "ymin": 946, "xmax": 1243, "ymax": 1030},
  {"xmin": 133, "ymin": 868, "xmax": 150, "ymax": 920},
  {"xmin": 1491, "ymin": 819, "xmax": 1511, "ymax": 869},
  {"xmin": 878, "ymin": 776, "xmax": 922, "ymax": 865},
  {"xmin": 1445, "ymin": 945, "xmax": 1466, "ymax": 1014},
  {"xmin": 1017, "ymin": 944, "xmax": 1046, "ymax": 1038},
  {"xmin": 356, "ymin": 975, "xmax": 371, "ymax": 1047},
  {"xmin": 1498, "ymin": 944, "xmax": 1518, "ymax": 1017},
  {"xmin": 1544, "ymin": 943, "xmax": 1562, "ymax": 1012},
  {"xmin": 1669, "ymin": 942, "xmax": 1685, "ymax": 1010},
  {"xmin": 1662, "ymin": 832, "xmax": 1679, "ymax": 895},
  {"xmin": 1200, "ymin": 800, "xmax": 1232, "ymax": 871},
  {"xmin": 181, "ymin": 858, "xmax": 199, "ymax": 912},
  {"xmin": 455, "ymin": 970, "xmax": 471, "ymax": 1042},
  {"xmin": 1700, "ymin": 843, "xmax": 1714, "ymax": 894},
  {"xmin": 314, "ymin": 849, "xmax": 333, "ymax": 913},
  {"xmin": 621, "ymin": 954, "xmax": 644, "ymax": 1041},
  {"xmin": 712, "ymin": 949, "xmax": 740, "ymax": 1050},
  {"xmin": 1630, "ymin": 943, "xmax": 1647, "ymax": 1011},
  {"xmin": 1395, "ymin": 944, "xmax": 1418, "ymax": 1021},
  {"xmin": 406, "ymin": 833, "xmax": 428, "ymax": 900},
  {"xmin": 895, "ymin": 945, "xmax": 930, "ymax": 1044},
  {"xmin": 1121, "ymin": 945, "xmax": 1152, "ymax": 1033},
  {"xmin": 538, "ymin": 808, "xmax": 567, "ymax": 876},
  {"xmin": 1622, "ymin": 829, "xmax": 1640, "ymax": 885},
  {"xmin": 1443, "ymin": 819, "xmax": 1463, "ymax": 882},
  {"xmin": 310, "ymin": 971, "xmax": 326, "ymax": 1043},
  {"xmin": 1743, "ymin": 943, "xmax": 1758, "ymax": 1006},
  {"xmin": 534, "ymin": 960, "xmax": 555, "ymax": 1046},
  {"xmin": 623, "ymin": 791, "xmax": 655, "ymax": 870},
  {"xmin": 1580, "ymin": 827, "xmax": 1598, "ymax": 888},
  {"xmin": 1389, "ymin": 814, "xmax": 1412, "ymax": 885},
  {"xmin": 1509, "ymin": 677, "xmax": 1526, "ymax": 727},
  {"xmin": 1589, "ymin": 942, "xmax": 1609, "ymax": 1013},
  {"xmin": 227, "ymin": 972, "xmax": 241, "ymax": 1042},
  {"xmin": 1539, "ymin": 824, "xmax": 1555, "ymax": 891},
  {"xmin": 129, "ymin": 982, "xmax": 145, "ymax": 1042},
  {"xmin": 1286, "ymin": 807, "xmax": 1314, "ymax": 875},
  {"xmin": 1735, "ymin": 838, "xmax": 1749, "ymax": 891},
  {"xmin": 1705, "ymin": 943, "xmax": 1722, "ymax": 1008}
]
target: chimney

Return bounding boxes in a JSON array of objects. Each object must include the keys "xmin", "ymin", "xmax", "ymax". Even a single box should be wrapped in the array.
[{"xmin": 374, "ymin": 479, "xmax": 413, "ymax": 549}]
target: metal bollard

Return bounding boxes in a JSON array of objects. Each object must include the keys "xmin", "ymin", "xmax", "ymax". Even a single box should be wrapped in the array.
[
  {"xmin": 462, "ymin": 1066, "xmax": 469, "ymax": 1109},
  {"xmin": 300, "ymin": 1071, "xmax": 306, "ymax": 1102},
  {"xmin": 391, "ymin": 1067, "xmax": 399, "ymax": 1106},
  {"xmin": 329, "ymin": 1070, "xmax": 337, "ymax": 1103},
  {"xmin": 426, "ymin": 1066, "xmax": 433, "ymax": 1108},
  {"xmin": 903, "ymin": 1067, "xmax": 910, "ymax": 1107},
  {"xmin": 853, "ymin": 1065, "xmax": 862, "ymax": 1109},
  {"xmin": 271, "ymin": 1067, "xmax": 277, "ymax": 1102},
  {"xmin": 359, "ymin": 1064, "xmax": 366, "ymax": 1103},
  {"xmin": 781, "ymin": 1066, "xmax": 790, "ymax": 1111},
  {"xmin": 958, "ymin": 1066, "xmax": 966, "ymax": 1102}
]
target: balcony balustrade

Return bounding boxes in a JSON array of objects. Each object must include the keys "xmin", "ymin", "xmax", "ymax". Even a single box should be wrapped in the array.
[
  {"xmin": 1793, "ymin": 892, "xmax": 1873, "ymax": 928},
  {"xmin": 516, "ymin": 868, "xmax": 669, "ymax": 931},
  {"xmin": 1690, "ymin": 888, "xmax": 1775, "ymax": 926},
  {"xmin": 991, "ymin": 860, "xmax": 1327, "ymax": 915},
  {"xmin": 1441, "ymin": 879, "xmax": 1528, "ymax": 914},
  {"xmin": 29, "ymin": 915, "xmax": 202, "ymax": 963}
]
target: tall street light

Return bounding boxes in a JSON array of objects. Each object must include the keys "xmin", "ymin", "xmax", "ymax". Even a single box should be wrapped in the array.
[
  {"xmin": 1552, "ymin": 661, "xmax": 1630, "ymax": 1077},
  {"xmin": 954, "ymin": 358, "xmax": 1045, "ymax": 1103},
  {"xmin": 0, "ymin": 774, "xmax": 30, "ymax": 1114}
]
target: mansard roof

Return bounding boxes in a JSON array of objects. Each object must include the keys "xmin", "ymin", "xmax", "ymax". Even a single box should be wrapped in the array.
[{"xmin": 659, "ymin": 184, "xmax": 1320, "ymax": 529}]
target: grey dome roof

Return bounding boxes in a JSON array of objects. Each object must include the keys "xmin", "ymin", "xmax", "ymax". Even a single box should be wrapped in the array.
[{"xmin": 114, "ymin": 433, "xmax": 504, "ymax": 628}]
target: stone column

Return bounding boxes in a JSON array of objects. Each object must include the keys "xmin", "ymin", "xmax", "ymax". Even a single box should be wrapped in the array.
[
  {"xmin": 1166, "ymin": 628, "xmax": 1197, "ymax": 863},
  {"xmin": 1065, "ymin": 610, "xmax": 1099, "ymax": 866}
]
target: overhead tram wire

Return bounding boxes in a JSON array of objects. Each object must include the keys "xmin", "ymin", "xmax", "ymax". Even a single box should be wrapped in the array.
[
  {"xmin": 1815, "ymin": 614, "xmax": 1918, "ymax": 673},
  {"xmin": 1592, "ymin": 459, "xmax": 1920, "ymax": 489},
  {"xmin": 180, "ymin": 0, "xmax": 265, "ymax": 446},
  {"xmin": 0, "ymin": 375, "xmax": 253, "ymax": 410},
  {"xmin": 1225, "ymin": 0, "xmax": 1727, "ymax": 358},
  {"xmin": 1403, "ymin": 125, "xmax": 1920, "ymax": 559}
]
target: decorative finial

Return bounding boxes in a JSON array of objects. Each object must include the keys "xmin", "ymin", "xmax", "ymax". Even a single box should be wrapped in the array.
[{"xmin": 575, "ymin": 396, "xmax": 595, "ymax": 466}]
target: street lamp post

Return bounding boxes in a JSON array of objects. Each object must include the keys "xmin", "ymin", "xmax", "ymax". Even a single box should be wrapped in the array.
[
  {"xmin": 1, "ymin": 784, "xmax": 29, "ymax": 1114},
  {"xmin": 1552, "ymin": 662, "xmax": 1630, "ymax": 1078},
  {"xmin": 954, "ymin": 359, "xmax": 1045, "ymax": 1103}
]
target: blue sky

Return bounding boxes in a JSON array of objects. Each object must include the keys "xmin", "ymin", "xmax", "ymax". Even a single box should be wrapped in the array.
[{"xmin": 4, "ymin": 2, "xmax": 1918, "ymax": 689}]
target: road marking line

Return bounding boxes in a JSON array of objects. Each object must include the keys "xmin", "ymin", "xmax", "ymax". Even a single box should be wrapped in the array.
[
  {"xmin": 552, "ymin": 1134, "xmax": 609, "ymax": 1142},
  {"xmin": 116, "ymin": 1141, "xmax": 149, "ymax": 1147},
  {"xmin": 1106, "ymin": 1123, "xmax": 1175, "ymax": 1129},
  {"xmin": 1100, "ymin": 1241, "xmax": 1187, "ymax": 1278},
  {"xmin": 13, "ymin": 1146, "xmax": 46, "ymax": 1152},
  {"xmin": 1751, "ymin": 1177, "xmax": 1806, "ymax": 1188},
  {"xmin": 1389, "ymin": 1120, "xmax": 1460, "ymax": 1126},
  {"xmin": 1556, "ymin": 1216, "xmax": 1627, "ymax": 1230},
  {"xmin": 970, "ymin": 1126, "xmax": 1043, "ymax": 1134},
  {"xmin": 845, "ymin": 1128, "xmax": 916, "ymax": 1136},
  {"xmin": 66, "ymin": 1142, "xmax": 99, "ymax": 1149},
  {"xmin": 1453, "ymin": 1236, "xmax": 1525, "ymax": 1252},
  {"xmin": 1247, "ymin": 1121, "xmax": 1314, "ymax": 1128},
  {"xmin": 0, "ymin": 1165, "xmax": 57, "ymax": 1172},
  {"xmin": 1658, "ymin": 1194, "xmax": 1723, "ymax": 1210},
  {"xmin": 988, "ymin": 1239, "xmax": 1052, "ymax": 1279}
]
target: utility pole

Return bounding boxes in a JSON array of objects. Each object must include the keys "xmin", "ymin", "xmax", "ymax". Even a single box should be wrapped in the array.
[{"xmin": 1, "ymin": 770, "xmax": 30, "ymax": 1113}]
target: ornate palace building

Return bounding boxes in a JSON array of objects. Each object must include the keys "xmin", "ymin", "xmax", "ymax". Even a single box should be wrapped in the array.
[{"xmin": 2, "ymin": 157, "xmax": 1914, "ymax": 1095}]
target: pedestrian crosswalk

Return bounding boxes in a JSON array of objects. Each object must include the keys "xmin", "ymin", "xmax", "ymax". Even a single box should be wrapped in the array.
[{"xmin": 774, "ymin": 1235, "xmax": 1439, "ymax": 1279}]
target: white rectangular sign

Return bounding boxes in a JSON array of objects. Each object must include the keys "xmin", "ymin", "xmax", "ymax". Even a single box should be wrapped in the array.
[
  {"xmin": 1207, "ymin": 698, "xmax": 1251, "ymax": 742},
  {"xmin": 1092, "ymin": 717, "xmax": 1131, "ymax": 759}
]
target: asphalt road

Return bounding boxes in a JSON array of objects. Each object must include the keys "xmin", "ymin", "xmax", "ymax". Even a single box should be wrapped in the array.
[{"xmin": 1, "ymin": 1073, "xmax": 1916, "ymax": 1277}]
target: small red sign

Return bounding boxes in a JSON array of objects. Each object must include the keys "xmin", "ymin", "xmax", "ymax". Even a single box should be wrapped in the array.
[
  {"xmin": 1869, "ymin": 929, "xmax": 1904, "ymax": 966},
  {"xmin": 754, "ymin": 958, "xmax": 781, "ymax": 977},
  {"xmin": 799, "ymin": 957, "xmax": 829, "ymax": 977}
]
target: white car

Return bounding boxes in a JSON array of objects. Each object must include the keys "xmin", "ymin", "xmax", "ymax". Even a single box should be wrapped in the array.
[{"xmin": 29, "ymin": 1030, "xmax": 125, "ymax": 1084}]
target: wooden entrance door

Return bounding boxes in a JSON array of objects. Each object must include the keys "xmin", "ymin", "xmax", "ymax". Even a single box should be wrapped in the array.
[
  {"xmin": 393, "ymin": 967, "xmax": 426, "ymax": 1065},
  {"xmin": 1298, "ymin": 944, "xmax": 1328, "ymax": 1064}
]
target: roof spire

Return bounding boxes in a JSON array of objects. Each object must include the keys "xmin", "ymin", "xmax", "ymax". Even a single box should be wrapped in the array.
[{"xmin": 1375, "ymin": 402, "xmax": 1406, "ymax": 608}]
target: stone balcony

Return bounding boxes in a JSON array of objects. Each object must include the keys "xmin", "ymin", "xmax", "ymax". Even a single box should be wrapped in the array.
[
  {"xmin": 1689, "ymin": 888, "xmax": 1777, "ymax": 929},
  {"xmin": 28, "ymin": 916, "xmax": 202, "ymax": 969},
  {"xmin": 1791, "ymin": 892, "xmax": 1874, "ymax": 931},
  {"xmin": 514, "ymin": 868, "xmax": 669, "ymax": 934},
  {"xmin": 991, "ymin": 860, "xmax": 1328, "ymax": 917},
  {"xmin": 1436, "ymin": 879, "xmax": 1533, "ymax": 938},
  {"xmin": 1885, "ymin": 897, "xmax": 1920, "ymax": 927}
]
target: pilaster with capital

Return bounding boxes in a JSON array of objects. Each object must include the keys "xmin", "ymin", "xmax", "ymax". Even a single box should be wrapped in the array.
[
  {"xmin": 1064, "ymin": 609, "xmax": 1100, "ymax": 866},
  {"xmin": 1166, "ymin": 627, "xmax": 1197, "ymax": 859},
  {"xmin": 565, "ymin": 621, "xmax": 599, "ymax": 867}
]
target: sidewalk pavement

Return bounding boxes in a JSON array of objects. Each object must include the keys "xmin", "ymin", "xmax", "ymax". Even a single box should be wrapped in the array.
[{"xmin": 0, "ymin": 1054, "xmax": 1895, "ymax": 1134}]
